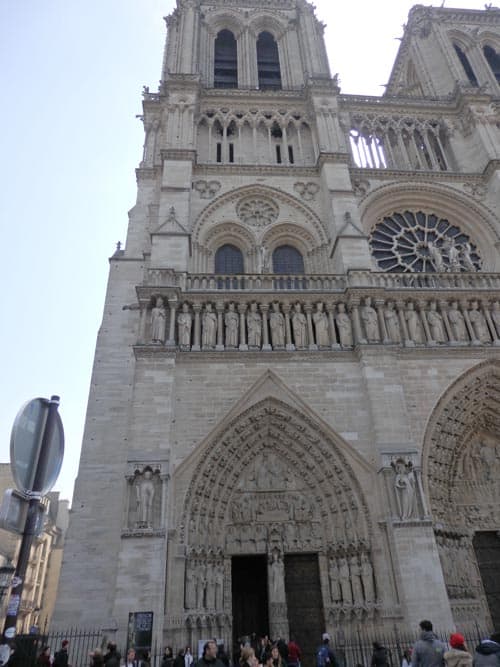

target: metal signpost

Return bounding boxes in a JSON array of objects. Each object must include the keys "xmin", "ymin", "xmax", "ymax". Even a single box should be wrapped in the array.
[{"xmin": 2, "ymin": 395, "xmax": 64, "ymax": 641}]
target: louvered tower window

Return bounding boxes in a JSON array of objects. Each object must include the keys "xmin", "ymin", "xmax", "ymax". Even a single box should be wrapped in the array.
[
  {"xmin": 257, "ymin": 32, "xmax": 282, "ymax": 91},
  {"xmin": 214, "ymin": 30, "xmax": 238, "ymax": 89},
  {"xmin": 454, "ymin": 44, "xmax": 478, "ymax": 86},
  {"xmin": 483, "ymin": 45, "xmax": 500, "ymax": 83}
]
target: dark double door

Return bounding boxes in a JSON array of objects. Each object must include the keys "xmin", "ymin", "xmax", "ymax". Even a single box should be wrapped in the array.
[
  {"xmin": 232, "ymin": 553, "xmax": 324, "ymax": 667},
  {"xmin": 474, "ymin": 531, "xmax": 500, "ymax": 630}
]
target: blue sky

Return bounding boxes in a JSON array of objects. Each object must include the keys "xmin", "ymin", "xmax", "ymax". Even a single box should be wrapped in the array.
[{"xmin": 0, "ymin": 0, "xmax": 489, "ymax": 502}]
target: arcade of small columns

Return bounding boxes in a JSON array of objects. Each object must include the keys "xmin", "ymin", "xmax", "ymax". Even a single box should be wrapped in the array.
[{"xmin": 138, "ymin": 290, "xmax": 500, "ymax": 351}]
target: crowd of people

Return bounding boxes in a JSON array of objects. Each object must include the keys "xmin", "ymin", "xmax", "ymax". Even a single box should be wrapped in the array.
[{"xmin": 1, "ymin": 620, "xmax": 499, "ymax": 667}]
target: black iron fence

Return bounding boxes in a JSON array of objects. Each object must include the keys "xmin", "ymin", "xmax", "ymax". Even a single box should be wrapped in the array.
[{"xmin": 3, "ymin": 625, "xmax": 492, "ymax": 667}]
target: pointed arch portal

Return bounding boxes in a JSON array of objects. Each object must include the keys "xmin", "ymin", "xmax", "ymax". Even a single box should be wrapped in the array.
[{"xmin": 424, "ymin": 362, "xmax": 500, "ymax": 630}]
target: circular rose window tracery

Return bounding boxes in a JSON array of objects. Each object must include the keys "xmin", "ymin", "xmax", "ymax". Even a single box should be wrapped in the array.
[
  {"xmin": 369, "ymin": 210, "xmax": 481, "ymax": 273},
  {"xmin": 236, "ymin": 197, "xmax": 279, "ymax": 228}
]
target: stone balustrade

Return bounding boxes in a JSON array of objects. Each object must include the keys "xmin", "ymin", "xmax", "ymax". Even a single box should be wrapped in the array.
[
  {"xmin": 137, "ymin": 290, "xmax": 500, "ymax": 351},
  {"xmin": 145, "ymin": 269, "xmax": 500, "ymax": 292}
]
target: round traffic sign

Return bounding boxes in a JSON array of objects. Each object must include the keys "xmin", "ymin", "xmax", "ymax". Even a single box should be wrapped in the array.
[{"xmin": 10, "ymin": 398, "xmax": 64, "ymax": 495}]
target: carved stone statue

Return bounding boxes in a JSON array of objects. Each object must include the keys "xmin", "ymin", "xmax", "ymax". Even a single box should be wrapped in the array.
[
  {"xmin": 151, "ymin": 297, "xmax": 166, "ymax": 344},
  {"xmin": 247, "ymin": 302, "xmax": 262, "ymax": 348},
  {"xmin": 177, "ymin": 302, "xmax": 192, "ymax": 348},
  {"xmin": 448, "ymin": 301, "xmax": 468, "ymax": 341},
  {"xmin": 469, "ymin": 301, "xmax": 490, "ymax": 343},
  {"xmin": 384, "ymin": 301, "xmax": 401, "ymax": 343},
  {"xmin": 206, "ymin": 562, "xmax": 216, "ymax": 609},
  {"xmin": 225, "ymin": 303, "xmax": 239, "ymax": 348},
  {"xmin": 461, "ymin": 242, "xmax": 476, "ymax": 272},
  {"xmin": 336, "ymin": 303, "xmax": 353, "ymax": 347},
  {"xmin": 361, "ymin": 553, "xmax": 375, "ymax": 603},
  {"xmin": 427, "ymin": 301, "xmax": 446, "ymax": 343},
  {"xmin": 338, "ymin": 556, "xmax": 353, "ymax": 605},
  {"xmin": 349, "ymin": 555, "xmax": 364, "ymax": 605},
  {"xmin": 269, "ymin": 549, "xmax": 286, "ymax": 602},
  {"xmin": 328, "ymin": 557, "xmax": 341, "ymax": 602},
  {"xmin": 202, "ymin": 303, "xmax": 217, "ymax": 348},
  {"xmin": 428, "ymin": 241, "xmax": 445, "ymax": 272},
  {"xmin": 405, "ymin": 302, "xmax": 423, "ymax": 343},
  {"xmin": 391, "ymin": 458, "xmax": 416, "ymax": 520},
  {"xmin": 446, "ymin": 237, "xmax": 461, "ymax": 272},
  {"xmin": 361, "ymin": 297, "xmax": 380, "ymax": 342},
  {"xmin": 186, "ymin": 563, "xmax": 196, "ymax": 609},
  {"xmin": 215, "ymin": 564, "xmax": 224, "ymax": 610},
  {"xmin": 136, "ymin": 468, "xmax": 155, "ymax": 527},
  {"xmin": 292, "ymin": 302, "xmax": 307, "ymax": 348},
  {"xmin": 313, "ymin": 302, "xmax": 330, "ymax": 347},
  {"xmin": 492, "ymin": 301, "xmax": 500, "ymax": 337},
  {"xmin": 269, "ymin": 302, "xmax": 285, "ymax": 348}
]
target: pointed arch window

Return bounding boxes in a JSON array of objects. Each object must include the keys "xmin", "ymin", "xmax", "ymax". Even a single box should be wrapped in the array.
[
  {"xmin": 272, "ymin": 245, "xmax": 304, "ymax": 274},
  {"xmin": 215, "ymin": 244, "xmax": 244, "ymax": 274},
  {"xmin": 483, "ymin": 45, "xmax": 500, "ymax": 84},
  {"xmin": 214, "ymin": 30, "xmax": 238, "ymax": 89},
  {"xmin": 454, "ymin": 44, "xmax": 478, "ymax": 86},
  {"xmin": 257, "ymin": 32, "xmax": 282, "ymax": 91}
]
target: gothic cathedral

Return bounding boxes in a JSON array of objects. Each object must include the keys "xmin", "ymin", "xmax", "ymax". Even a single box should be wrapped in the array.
[{"xmin": 54, "ymin": 0, "xmax": 500, "ymax": 657}]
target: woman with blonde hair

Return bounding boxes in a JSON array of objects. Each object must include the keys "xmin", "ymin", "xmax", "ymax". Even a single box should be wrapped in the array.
[{"xmin": 240, "ymin": 647, "xmax": 258, "ymax": 667}]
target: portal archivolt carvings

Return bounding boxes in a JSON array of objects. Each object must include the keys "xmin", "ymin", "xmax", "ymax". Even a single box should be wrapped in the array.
[
  {"xmin": 179, "ymin": 398, "xmax": 371, "ymax": 554},
  {"xmin": 424, "ymin": 361, "xmax": 500, "ymax": 531}
]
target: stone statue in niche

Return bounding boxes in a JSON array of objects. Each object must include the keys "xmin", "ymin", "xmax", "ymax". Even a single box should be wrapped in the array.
[
  {"xmin": 448, "ymin": 301, "xmax": 468, "ymax": 342},
  {"xmin": 361, "ymin": 553, "xmax": 375, "ymax": 603},
  {"xmin": 206, "ymin": 562, "xmax": 216, "ymax": 609},
  {"xmin": 247, "ymin": 302, "xmax": 262, "ymax": 348},
  {"xmin": 461, "ymin": 243, "xmax": 476, "ymax": 272},
  {"xmin": 391, "ymin": 458, "xmax": 416, "ymax": 520},
  {"xmin": 136, "ymin": 467, "xmax": 156, "ymax": 528},
  {"xmin": 427, "ymin": 301, "xmax": 446, "ymax": 343},
  {"xmin": 313, "ymin": 302, "xmax": 330, "ymax": 347},
  {"xmin": 177, "ymin": 302, "xmax": 192, "ymax": 348},
  {"xmin": 491, "ymin": 301, "xmax": 500, "ymax": 336},
  {"xmin": 269, "ymin": 548, "xmax": 286, "ymax": 601},
  {"xmin": 292, "ymin": 302, "xmax": 307, "ymax": 348},
  {"xmin": 384, "ymin": 301, "xmax": 401, "ymax": 343},
  {"xmin": 336, "ymin": 303, "xmax": 353, "ymax": 347},
  {"xmin": 445, "ymin": 237, "xmax": 461, "ymax": 272},
  {"xmin": 349, "ymin": 555, "xmax": 364, "ymax": 605},
  {"xmin": 225, "ymin": 303, "xmax": 239, "ymax": 348},
  {"xmin": 328, "ymin": 557, "xmax": 341, "ymax": 602},
  {"xmin": 151, "ymin": 296, "xmax": 166, "ymax": 344},
  {"xmin": 405, "ymin": 302, "xmax": 423, "ymax": 343},
  {"xmin": 428, "ymin": 241, "xmax": 445, "ymax": 272},
  {"xmin": 215, "ymin": 563, "xmax": 224, "ymax": 610},
  {"xmin": 338, "ymin": 556, "xmax": 353, "ymax": 605},
  {"xmin": 202, "ymin": 303, "xmax": 217, "ymax": 348},
  {"xmin": 185, "ymin": 563, "xmax": 196, "ymax": 609},
  {"xmin": 361, "ymin": 297, "xmax": 380, "ymax": 342},
  {"xmin": 469, "ymin": 301, "xmax": 490, "ymax": 343},
  {"xmin": 269, "ymin": 302, "xmax": 285, "ymax": 348}
]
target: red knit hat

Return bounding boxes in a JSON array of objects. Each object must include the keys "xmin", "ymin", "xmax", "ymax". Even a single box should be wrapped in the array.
[{"xmin": 450, "ymin": 634, "xmax": 465, "ymax": 649}]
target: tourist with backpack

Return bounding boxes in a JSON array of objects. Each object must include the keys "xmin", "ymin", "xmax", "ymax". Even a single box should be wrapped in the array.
[{"xmin": 316, "ymin": 634, "xmax": 338, "ymax": 667}]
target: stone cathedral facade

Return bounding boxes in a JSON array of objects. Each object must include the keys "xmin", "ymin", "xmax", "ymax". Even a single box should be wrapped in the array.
[{"xmin": 54, "ymin": 0, "xmax": 500, "ymax": 659}]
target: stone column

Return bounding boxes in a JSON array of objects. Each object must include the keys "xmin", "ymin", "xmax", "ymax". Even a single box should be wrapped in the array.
[
  {"xmin": 267, "ymin": 552, "xmax": 289, "ymax": 642},
  {"xmin": 216, "ymin": 302, "xmax": 224, "ymax": 351},
  {"xmin": 167, "ymin": 299, "xmax": 178, "ymax": 348},
  {"xmin": 375, "ymin": 299, "xmax": 390, "ymax": 344},
  {"xmin": 192, "ymin": 304, "xmax": 201, "ymax": 352},
  {"xmin": 283, "ymin": 303, "xmax": 295, "ymax": 351},
  {"xmin": 327, "ymin": 303, "xmax": 340, "ymax": 349},
  {"xmin": 260, "ymin": 304, "xmax": 272, "ymax": 351},
  {"xmin": 238, "ymin": 303, "xmax": 248, "ymax": 351},
  {"xmin": 305, "ymin": 304, "xmax": 317, "ymax": 350},
  {"xmin": 349, "ymin": 298, "xmax": 366, "ymax": 344}
]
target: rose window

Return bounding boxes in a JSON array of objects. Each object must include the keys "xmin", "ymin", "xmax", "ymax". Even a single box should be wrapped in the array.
[
  {"xmin": 369, "ymin": 210, "xmax": 481, "ymax": 273},
  {"xmin": 236, "ymin": 197, "xmax": 279, "ymax": 227}
]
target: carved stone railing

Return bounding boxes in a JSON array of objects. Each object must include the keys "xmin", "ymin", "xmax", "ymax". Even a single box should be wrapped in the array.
[
  {"xmin": 145, "ymin": 270, "xmax": 500, "ymax": 292},
  {"xmin": 135, "ymin": 286, "xmax": 500, "ymax": 352}
]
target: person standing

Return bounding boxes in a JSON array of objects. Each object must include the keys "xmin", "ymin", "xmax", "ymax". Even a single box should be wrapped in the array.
[
  {"xmin": 161, "ymin": 647, "xmax": 174, "ymax": 667},
  {"xmin": 316, "ymin": 634, "xmax": 337, "ymax": 667},
  {"xmin": 103, "ymin": 643, "xmax": 121, "ymax": 667},
  {"xmin": 184, "ymin": 648, "xmax": 194, "ymax": 667},
  {"xmin": 54, "ymin": 640, "xmax": 70, "ymax": 667},
  {"xmin": 287, "ymin": 638, "xmax": 302, "ymax": 667},
  {"xmin": 443, "ymin": 633, "xmax": 472, "ymax": 667},
  {"xmin": 371, "ymin": 643, "xmax": 389, "ymax": 667},
  {"xmin": 410, "ymin": 620, "xmax": 445, "ymax": 667},
  {"xmin": 473, "ymin": 632, "xmax": 500, "ymax": 667},
  {"xmin": 195, "ymin": 641, "xmax": 226, "ymax": 667}
]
